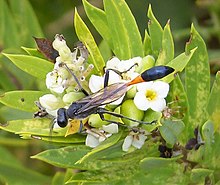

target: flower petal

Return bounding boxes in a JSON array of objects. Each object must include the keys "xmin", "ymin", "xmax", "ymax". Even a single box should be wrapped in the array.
[
  {"xmin": 85, "ymin": 134, "xmax": 100, "ymax": 148},
  {"xmin": 106, "ymin": 57, "xmax": 120, "ymax": 69},
  {"xmin": 39, "ymin": 94, "xmax": 63, "ymax": 110},
  {"xmin": 102, "ymin": 123, "xmax": 118, "ymax": 134},
  {"xmin": 89, "ymin": 75, "xmax": 104, "ymax": 93},
  {"xmin": 134, "ymin": 92, "xmax": 150, "ymax": 111},
  {"xmin": 152, "ymin": 81, "xmax": 169, "ymax": 98},
  {"xmin": 149, "ymin": 98, "xmax": 166, "ymax": 112},
  {"xmin": 136, "ymin": 81, "xmax": 153, "ymax": 92},
  {"xmin": 122, "ymin": 135, "xmax": 133, "ymax": 152},
  {"xmin": 132, "ymin": 134, "xmax": 147, "ymax": 149}
]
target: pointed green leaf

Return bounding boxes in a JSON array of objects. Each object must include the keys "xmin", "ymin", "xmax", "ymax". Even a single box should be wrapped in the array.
[
  {"xmin": 207, "ymin": 72, "xmax": 220, "ymax": 131},
  {"xmin": 3, "ymin": 54, "xmax": 53, "ymax": 79},
  {"xmin": 143, "ymin": 30, "xmax": 152, "ymax": 56},
  {"xmin": 202, "ymin": 120, "xmax": 214, "ymax": 145},
  {"xmin": 21, "ymin": 47, "xmax": 46, "ymax": 59},
  {"xmin": 104, "ymin": 0, "xmax": 143, "ymax": 59},
  {"xmin": 74, "ymin": 9, "xmax": 105, "ymax": 75},
  {"xmin": 159, "ymin": 119, "xmax": 185, "ymax": 146},
  {"xmin": 147, "ymin": 4, "xmax": 163, "ymax": 57},
  {"xmin": 185, "ymin": 24, "xmax": 210, "ymax": 127},
  {"xmin": 0, "ymin": 118, "xmax": 57, "ymax": 136},
  {"xmin": 156, "ymin": 20, "xmax": 174, "ymax": 65},
  {"xmin": 0, "ymin": 91, "xmax": 45, "ymax": 112},
  {"xmin": 165, "ymin": 48, "xmax": 196, "ymax": 83},
  {"xmin": 82, "ymin": 0, "xmax": 113, "ymax": 51},
  {"xmin": 32, "ymin": 146, "xmax": 91, "ymax": 169}
]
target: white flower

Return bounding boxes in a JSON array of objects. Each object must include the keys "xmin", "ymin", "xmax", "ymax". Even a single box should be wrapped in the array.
[
  {"xmin": 85, "ymin": 123, "xmax": 118, "ymax": 148},
  {"xmin": 122, "ymin": 130, "xmax": 147, "ymax": 152},
  {"xmin": 134, "ymin": 81, "xmax": 169, "ymax": 112},
  {"xmin": 39, "ymin": 94, "xmax": 64, "ymax": 116}
]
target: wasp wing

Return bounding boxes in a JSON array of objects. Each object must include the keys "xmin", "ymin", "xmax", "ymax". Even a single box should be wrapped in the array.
[{"xmin": 76, "ymin": 82, "xmax": 127, "ymax": 114}]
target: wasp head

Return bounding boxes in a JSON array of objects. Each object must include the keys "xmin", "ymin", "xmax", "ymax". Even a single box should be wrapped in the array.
[{"xmin": 57, "ymin": 108, "xmax": 68, "ymax": 128}]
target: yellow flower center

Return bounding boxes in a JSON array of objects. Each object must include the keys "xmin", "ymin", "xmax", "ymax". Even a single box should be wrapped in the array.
[{"xmin": 146, "ymin": 89, "xmax": 157, "ymax": 101}]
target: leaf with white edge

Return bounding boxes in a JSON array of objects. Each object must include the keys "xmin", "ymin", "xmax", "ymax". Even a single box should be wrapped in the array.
[
  {"xmin": 185, "ymin": 24, "xmax": 210, "ymax": 127},
  {"xmin": 32, "ymin": 146, "xmax": 91, "ymax": 169},
  {"xmin": 159, "ymin": 119, "xmax": 185, "ymax": 146},
  {"xmin": 147, "ymin": 4, "xmax": 163, "ymax": 57},
  {"xmin": 74, "ymin": 9, "xmax": 105, "ymax": 75},
  {"xmin": 156, "ymin": 20, "xmax": 174, "ymax": 65},
  {"xmin": 0, "ymin": 91, "xmax": 46, "ymax": 112},
  {"xmin": 207, "ymin": 71, "xmax": 220, "ymax": 131},
  {"xmin": 3, "ymin": 54, "xmax": 53, "ymax": 79}
]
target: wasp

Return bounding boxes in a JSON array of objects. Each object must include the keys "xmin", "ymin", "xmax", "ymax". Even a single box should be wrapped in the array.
[{"xmin": 56, "ymin": 65, "xmax": 175, "ymax": 128}]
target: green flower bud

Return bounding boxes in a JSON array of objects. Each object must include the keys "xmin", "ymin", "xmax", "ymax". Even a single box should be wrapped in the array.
[
  {"xmin": 120, "ymin": 99, "xmax": 144, "ymax": 127},
  {"xmin": 142, "ymin": 109, "xmax": 162, "ymax": 132},
  {"xmin": 126, "ymin": 86, "xmax": 137, "ymax": 99},
  {"xmin": 88, "ymin": 114, "xmax": 110, "ymax": 128},
  {"xmin": 63, "ymin": 91, "xmax": 85, "ymax": 105},
  {"xmin": 135, "ymin": 55, "xmax": 155, "ymax": 73}
]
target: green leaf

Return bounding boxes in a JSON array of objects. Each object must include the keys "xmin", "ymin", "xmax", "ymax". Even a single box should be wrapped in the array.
[
  {"xmin": 32, "ymin": 146, "xmax": 91, "ymax": 169},
  {"xmin": 52, "ymin": 172, "xmax": 65, "ymax": 185},
  {"xmin": 0, "ymin": 69, "xmax": 17, "ymax": 90},
  {"xmin": 3, "ymin": 54, "xmax": 53, "ymax": 79},
  {"xmin": 0, "ymin": 146, "xmax": 50, "ymax": 185},
  {"xmin": 207, "ymin": 72, "xmax": 220, "ymax": 131},
  {"xmin": 167, "ymin": 75, "xmax": 191, "ymax": 141},
  {"xmin": 0, "ymin": 118, "xmax": 58, "ymax": 136},
  {"xmin": 159, "ymin": 119, "xmax": 185, "ymax": 146},
  {"xmin": 185, "ymin": 24, "xmax": 210, "ymax": 127},
  {"xmin": 104, "ymin": 0, "xmax": 143, "ymax": 59},
  {"xmin": 190, "ymin": 168, "xmax": 214, "ymax": 185},
  {"xmin": 156, "ymin": 20, "xmax": 174, "ymax": 65},
  {"xmin": 0, "ymin": 91, "xmax": 45, "ymax": 112},
  {"xmin": 0, "ymin": 0, "xmax": 19, "ymax": 48},
  {"xmin": 82, "ymin": 0, "xmax": 113, "ymax": 51},
  {"xmin": 165, "ymin": 48, "xmax": 196, "ymax": 83},
  {"xmin": 74, "ymin": 9, "xmax": 105, "ymax": 75},
  {"xmin": 8, "ymin": 0, "xmax": 44, "ymax": 46},
  {"xmin": 147, "ymin": 4, "xmax": 163, "ymax": 57},
  {"xmin": 98, "ymin": 40, "xmax": 112, "ymax": 62},
  {"xmin": 143, "ymin": 30, "xmax": 152, "ymax": 56},
  {"xmin": 21, "ymin": 47, "xmax": 46, "ymax": 59}
]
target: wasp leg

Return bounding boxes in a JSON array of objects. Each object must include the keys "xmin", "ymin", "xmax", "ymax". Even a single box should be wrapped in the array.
[
  {"xmin": 63, "ymin": 63, "xmax": 89, "ymax": 96},
  {"xmin": 78, "ymin": 120, "xmax": 84, "ymax": 133},
  {"xmin": 104, "ymin": 63, "xmax": 138, "ymax": 88},
  {"xmin": 97, "ymin": 108, "xmax": 154, "ymax": 125}
]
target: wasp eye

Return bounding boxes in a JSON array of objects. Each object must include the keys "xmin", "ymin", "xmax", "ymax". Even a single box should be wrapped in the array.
[{"xmin": 57, "ymin": 108, "xmax": 68, "ymax": 128}]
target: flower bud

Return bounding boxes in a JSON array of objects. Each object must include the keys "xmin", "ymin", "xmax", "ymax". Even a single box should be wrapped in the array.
[
  {"xmin": 88, "ymin": 114, "xmax": 110, "ymax": 128},
  {"xmin": 52, "ymin": 34, "xmax": 67, "ymax": 51},
  {"xmin": 120, "ymin": 99, "xmax": 144, "ymax": 127},
  {"xmin": 39, "ymin": 94, "xmax": 64, "ymax": 110},
  {"xmin": 126, "ymin": 86, "xmax": 137, "ymax": 99},
  {"xmin": 59, "ymin": 47, "xmax": 72, "ymax": 61},
  {"xmin": 135, "ymin": 55, "xmax": 155, "ymax": 73},
  {"xmin": 63, "ymin": 91, "xmax": 85, "ymax": 105}
]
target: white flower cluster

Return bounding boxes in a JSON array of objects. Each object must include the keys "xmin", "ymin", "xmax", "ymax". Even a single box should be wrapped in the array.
[
  {"xmin": 37, "ymin": 34, "xmax": 171, "ymax": 152},
  {"xmin": 88, "ymin": 56, "xmax": 170, "ymax": 151},
  {"xmin": 38, "ymin": 34, "xmax": 93, "ymax": 117}
]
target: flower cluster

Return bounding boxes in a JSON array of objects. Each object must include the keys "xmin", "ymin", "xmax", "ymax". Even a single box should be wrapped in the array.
[
  {"xmin": 37, "ymin": 34, "xmax": 171, "ymax": 152},
  {"xmin": 38, "ymin": 34, "xmax": 93, "ymax": 117}
]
